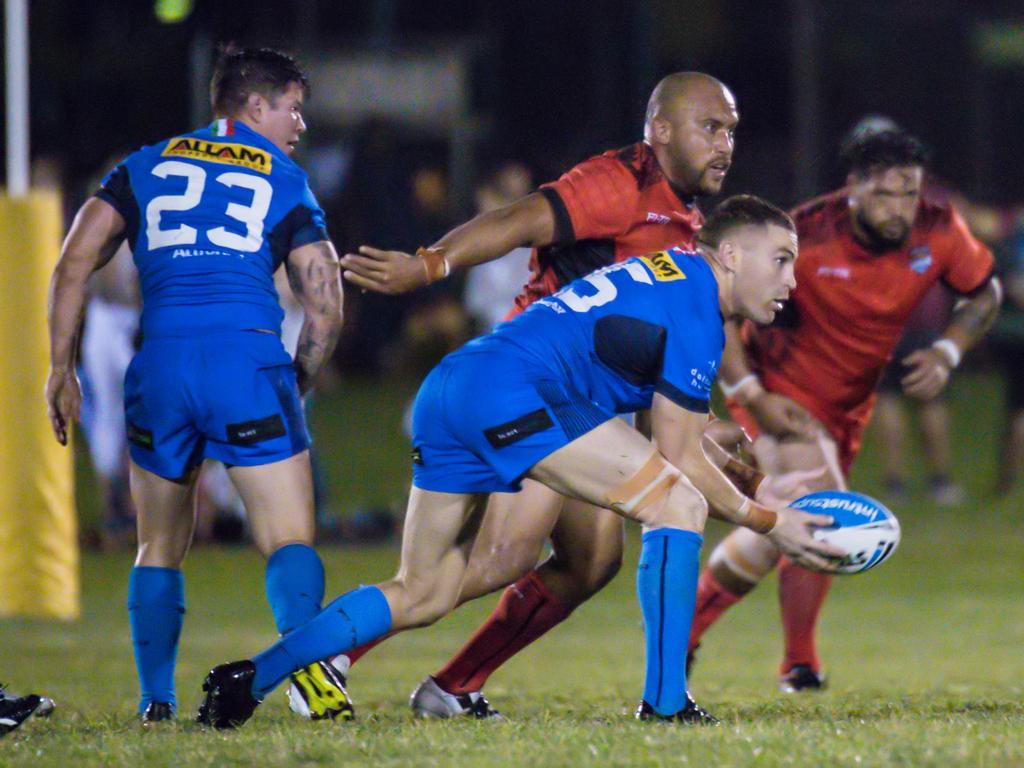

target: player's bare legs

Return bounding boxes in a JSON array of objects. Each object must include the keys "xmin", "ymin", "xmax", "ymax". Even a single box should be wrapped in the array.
[
  {"xmin": 226, "ymin": 450, "xmax": 316, "ymax": 556},
  {"xmin": 540, "ymin": 501, "xmax": 624, "ymax": 605},
  {"xmin": 341, "ymin": 476, "xmax": 621, "ymax": 693},
  {"xmin": 228, "ymin": 418, "xmax": 711, "ymax": 724},
  {"xmin": 457, "ymin": 482, "xmax": 565, "ymax": 601},
  {"xmin": 917, "ymin": 399, "xmax": 963, "ymax": 505},
  {"xmin": 421, "ymin": 484, "xmax": 625, "ymax": 707},
  {"xmin": 227, "ymin": 450, "xmax": 355, "ymax": 720},
  {"xmin": 688, "ymin": 426, "xmax": 844, "ymax": 689},
  {"xmin": 402, "ymin": 419, "xmax": 704, "ymax": 630},
  {"xmin": 873, "ymin": 393, "xmax": 909, "ymax": 497},
  {"xmin": 875, "ymin": 392, "xmax": 961, "ymax": 504},
  {"xmin": 131, "ymin": 461, "xmax": 199, "ymax": 569},
  {"xmin": 337, "ymin": 482, "xmax": 564, "ymax": 674},
  {"xmin": 379, "ymin": 489, "xmax": 488, "ymax": 629}
]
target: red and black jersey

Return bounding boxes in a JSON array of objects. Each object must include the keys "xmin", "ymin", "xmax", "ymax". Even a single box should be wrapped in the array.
[
  {"xmin": 730, "ymin": 188, "xmax": 994, "ymax": 474},
  {"xmin": 509, "ymin": 142, "xmax": 703, "ymax": 317}
]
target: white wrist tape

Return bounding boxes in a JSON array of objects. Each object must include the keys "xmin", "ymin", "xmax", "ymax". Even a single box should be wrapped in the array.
[
  {"xmin": 931, "ymin": 338, "xmax": 961, "ymax": 369},
  {"xmin": 719, "ymin": 374, "xmax": 760, "ymax": 399}
]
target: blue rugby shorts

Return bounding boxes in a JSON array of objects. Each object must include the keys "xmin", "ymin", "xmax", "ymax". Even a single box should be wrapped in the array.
[
  {"xmin": 123, "ymin": 330, "xmax": 310, "ymax": 479},
  {"xmin": 410, "ymin": 348, "xmax": 613, "ymax": 494}
]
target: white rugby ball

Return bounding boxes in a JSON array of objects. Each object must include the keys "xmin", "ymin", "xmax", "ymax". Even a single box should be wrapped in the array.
[{"xmin": 790, "ymin": 490, "xmax": 901, "ymax": 575}]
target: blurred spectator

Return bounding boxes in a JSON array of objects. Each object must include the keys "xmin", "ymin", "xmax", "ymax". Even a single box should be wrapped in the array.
[
  {"xmin": 74, "ymin": 156, "xmax": 140, "ymax": 548},
  {"xmin": 934, "ymin": 188, "xmax": 1024, "ymax": 495},
  {"xmin": 874, "ymin": 285, "xmax": 964, "ymax": 505},
  {"xmin": 464, "ymin": 163, "xmax": 535, "ymax": 332},
  {"xmin": 335, "ymin": 120, "xmax": 459, "ymax": 376},
  {"xmin": 991, "ymin": 223, "xmax": 1024, "ymax": 494},
  {"xmin": 386, "ymin": 164, "xmax": 469, "ymax": 376},
  {"xmin": 79, "ymin": 240, "xmax": 140, "ymax": 547}
]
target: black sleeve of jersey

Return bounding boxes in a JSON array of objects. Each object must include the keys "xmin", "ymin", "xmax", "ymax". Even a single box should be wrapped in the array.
[
  {"xmin": 539, "ymin": 187, "xmax": 575, "ymax": 245},
  {"xmin": 267, "ymin": 204, "xmax": 330, "ymax": 271},
  {"xmin": 655, "ymin": 378, "xmax": 711, "ymax": 414},
  {"xmin": 95, "ymin": 165, "xmax": 132, "ymax": 218},
  {"xmin": 94, "ymin": 165, "xmax": 140, "ymax": 248},
  {"xmin": 942, "ymin": 266, "xmax": 996, "ymax": 298}
]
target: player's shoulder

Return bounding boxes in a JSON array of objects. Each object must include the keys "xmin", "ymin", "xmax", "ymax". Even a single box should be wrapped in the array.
[
  {"xmin": 790, "ymin": 189, "xmax": 847, "ymax": 246},
  {"xmin": 632, "ymin": 247, "xmax": 715, "ymax": 302},
  {"xmin": 565, "ymin": 141, "xmax": 661, "ymax": 191}
]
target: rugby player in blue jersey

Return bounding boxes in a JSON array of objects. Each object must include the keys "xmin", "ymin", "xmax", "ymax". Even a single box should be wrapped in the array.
[
  {"xmin": 197, "ymin": 195, "xmax": 841, "ymax": 729},
  {"xmin": 45, "ymin": 48, "xmax": 349, "ymax": 722}
]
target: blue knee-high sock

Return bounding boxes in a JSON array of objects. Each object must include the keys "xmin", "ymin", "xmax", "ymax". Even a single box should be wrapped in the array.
[
  {"xmin": 265, "ymin": 543, "xmax": 325, "ymax": 635},
  {"xmin": 251, "ymin": 585, "xmax": 392, "ymax": 698},
  {"xmin": 636, "ymin": 528, "xmax": 703, "ymax": 716},
  {"xmin": 127, "ymin": 566, "xmax": 185, "ymax": 714}
]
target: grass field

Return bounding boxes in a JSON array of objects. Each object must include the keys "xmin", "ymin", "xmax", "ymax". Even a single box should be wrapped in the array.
[{"xmin": 2, "ymin": 371, "xmax": 1023, "ymax": 766}]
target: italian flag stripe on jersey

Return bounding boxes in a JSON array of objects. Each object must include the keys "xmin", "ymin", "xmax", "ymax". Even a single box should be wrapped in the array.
[{"xmin": 211, "ymin": 118, "xmax": 235, "ymax": 136}]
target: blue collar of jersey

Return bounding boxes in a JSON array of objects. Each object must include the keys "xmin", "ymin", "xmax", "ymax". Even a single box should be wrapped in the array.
[{"xmin": 205, "ymin": 119, "xmax": 295, "ymax": 166}]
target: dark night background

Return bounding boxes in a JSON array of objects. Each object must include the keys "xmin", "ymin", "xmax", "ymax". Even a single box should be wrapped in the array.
[{"xmin": 10, "ymin": 0, "xmax": 1024, "ymax": 214}]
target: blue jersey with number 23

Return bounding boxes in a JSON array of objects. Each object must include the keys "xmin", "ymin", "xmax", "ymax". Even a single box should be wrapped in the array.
[{"xmin": 96, "ymin": 119, "xmax": 327, "ymax": 339}]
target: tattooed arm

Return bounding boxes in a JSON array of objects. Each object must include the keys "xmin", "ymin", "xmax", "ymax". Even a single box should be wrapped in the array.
[
  {"xmin": 902, "ymin": 277, "xmax": 1003, "ymax": 400},
  {"xmin": 285, "ymin": 240, "xmax": 344, "ymax": 395}
]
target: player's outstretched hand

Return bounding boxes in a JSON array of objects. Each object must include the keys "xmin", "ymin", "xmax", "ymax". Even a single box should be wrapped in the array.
[
  {"xmin": 748, "ymin": 392, "xmax": 818, "ymax": 439},
  {"xmin": 900, "ymin": 347, "xmax": 950, "ymax": 401},
  {"xmin": 766, "ymin": 507, "xmax": 843, "ymax": 573},
  {"xmin": 340, "ymin": 246, "xmax": 426, "ymax": 294},
  {"xmin": 45, "ymin": 367, "xmax": 82, "ymax": 446},
  {"xmin": 755, "ymin": 466, "xmax": 828, "ymax": 508}
]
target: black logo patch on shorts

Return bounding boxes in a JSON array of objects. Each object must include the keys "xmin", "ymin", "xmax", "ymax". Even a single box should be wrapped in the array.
[
  {"xmin": 226, "ymin": 414, "xmax": 286, "ymax": 445},
  {"xmin": 127, "ymin": 422, "xmax": 154, "ymax": 450},
  {"xmin": 411, "ymin": 447, "xmax": 424, "ymax": 465},
  {"xmin": 483, "ymin": 408, "xmax": 555, "ymax": 449}
]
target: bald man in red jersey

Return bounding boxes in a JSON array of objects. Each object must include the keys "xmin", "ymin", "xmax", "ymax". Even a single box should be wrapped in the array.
[
  {"xmin": 327, "ymin": 73, "xmax": 770, "ymax": 720},
  {"xmin": 690, "ymin": 128, "xmax": 1002, "ymax": 692}
]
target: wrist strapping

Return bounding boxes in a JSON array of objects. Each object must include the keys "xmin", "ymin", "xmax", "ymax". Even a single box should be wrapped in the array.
[
  {"xmin": 723, "ymin": 456, "xmax": 766, "ymax": 498},
  {"xmin": 719, "ymin": 373, "xmax": 764, "ymax": 405},
  {"xmin": 737, "ymin": 497, "xmax": 778, "ymax": 534},
  {"xmin": 417, "ymin": 246, "xmax": 451, "ymax": 284},
  {"xmin": 931, "ymin": 338, "xmax": 961, "ymax": 369}
]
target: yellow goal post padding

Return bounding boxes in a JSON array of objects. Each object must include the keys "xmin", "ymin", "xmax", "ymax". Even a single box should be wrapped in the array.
[{"xmin": 0, "ymin": 191, "xmax": 79, "ymax": 620}]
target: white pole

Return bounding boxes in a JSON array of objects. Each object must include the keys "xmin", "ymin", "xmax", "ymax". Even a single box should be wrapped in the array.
[{"xmin": 5, "ymin": 0, "xmax": 30, "ymax": 197}]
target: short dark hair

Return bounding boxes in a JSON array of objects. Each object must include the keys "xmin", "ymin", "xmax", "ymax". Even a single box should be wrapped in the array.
[
  {"xmin": 697, "ymin": 194, "xmax": 795, "ymax": 249},
  {"xmin": 841, "ymin": 129, "xmax": 930, "ymax": 176},
  {"xmin": 210, "ymin": 47, "xmax": 309, "ymax": 117}
]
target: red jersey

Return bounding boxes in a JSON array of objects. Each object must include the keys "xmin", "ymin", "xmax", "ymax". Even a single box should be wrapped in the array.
[
  {"xmin": 509, "ymin": 142, "xmax": 703, "ymax": 316},
  {"xmin": 738, "ymin": 189, "xmax": 992, "ymax": 466}
]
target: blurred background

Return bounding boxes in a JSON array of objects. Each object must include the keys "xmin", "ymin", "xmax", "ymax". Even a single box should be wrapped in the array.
[{"xmin": 4, "ymin": 0, "xmax": 1024, "ymax": 548}]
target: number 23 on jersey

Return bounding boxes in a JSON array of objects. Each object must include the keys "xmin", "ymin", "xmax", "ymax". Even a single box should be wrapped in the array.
[{"xmin": 145, "ymin": 159, "xmax": 273, "ymax": 253}]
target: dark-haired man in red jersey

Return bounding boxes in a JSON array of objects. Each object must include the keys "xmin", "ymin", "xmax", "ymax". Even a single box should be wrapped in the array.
[{"xmin": 690, "ymin": 127, "xmax": 1001, "ymax": 692}]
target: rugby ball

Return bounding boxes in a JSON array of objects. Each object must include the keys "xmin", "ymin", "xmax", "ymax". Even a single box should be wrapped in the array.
[{"xmin": 790, "ymin": 490, "xmax": 901, "ymax": 575}]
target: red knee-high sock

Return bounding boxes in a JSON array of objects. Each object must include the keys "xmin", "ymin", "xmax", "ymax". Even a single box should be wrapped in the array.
[
  {"xmin": 777, "ymin": 556, "xmax": 832, "ymax": 674},
  {"xmin": 433, "ymin": 570, "xmax": 572, "ymax": 695},
  {"xmin": 687, "ymin": 568, "xmax": 744, "ymax": 652}
]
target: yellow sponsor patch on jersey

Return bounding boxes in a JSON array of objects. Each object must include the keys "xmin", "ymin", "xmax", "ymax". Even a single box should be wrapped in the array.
[
  {"xmin": 161, "ymin": 138, "xmax": 273, "ymax": 174},
  {"xmin": 639, "ymin": 250, "xmax": 686, "ymax": 281}
]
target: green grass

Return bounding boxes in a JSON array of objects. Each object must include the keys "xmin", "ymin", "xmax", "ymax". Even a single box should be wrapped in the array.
[{"xmin": 4, "ymin": 371, "xmax": 1024, "ymax": 766}]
